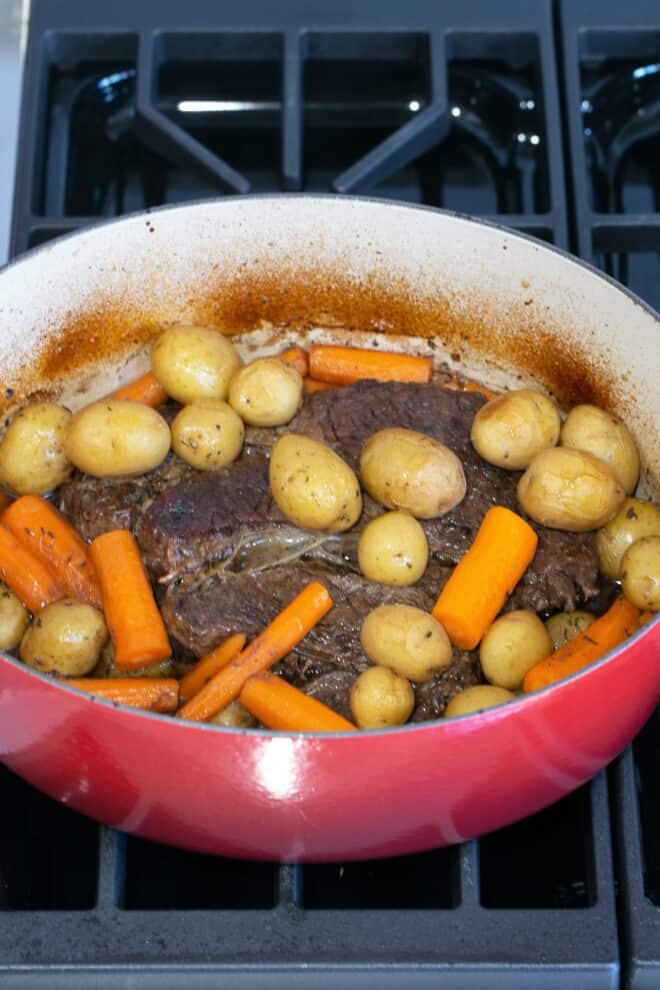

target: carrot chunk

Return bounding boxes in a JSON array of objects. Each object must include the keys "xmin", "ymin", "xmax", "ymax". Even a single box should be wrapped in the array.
[
  {"xmin": 523, "ymin": 596, "xmax": 641, "ymax": 693},
  {"xmin": 178, "ymin": 632, "xmax": 247, "ymax": 704},
  {"xmin": 432, "ymin": 506, "xmax": 538, "ymax": 650},
  {"xmin": 303, "ymin": 377, "xmax": 336, "ymax": 394},
  {"xmin": 0, "ymin": 523, "xmax": 64, "ymax": 612},
  {"xmin": 3, "ymin": 495, "xmax": 102, "ymax": 608},
  {"xmin": 178, "ymin": 581, "xmax": 333, "ymax": 721},
  {"xmin": 279, "ymin": 346, "xmax": 309, "ymax": 377},
  {"xmin": 441, "ymin": 377, "xmax": 500, "ymax": 401},
  {"xmin": 309, "ymin": 345, "xmax": 433, "ymax": 386},
  {"xmin": 240, "ymin": 671, "xmax": 355, "ymax": 732},
  {"xmin": 110, "ymin": 371, "xmax": 168, "ymax": 407},
  {"xmin": 67, "ymin": 677, "xmax": 179, "ymax": 712},
  {"xmin": 89, "ymin": 530, "xmax": 171, "ymax": 671}
]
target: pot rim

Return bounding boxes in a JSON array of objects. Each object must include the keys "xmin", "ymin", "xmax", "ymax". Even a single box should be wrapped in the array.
[
  {"xmin": 5, "ymin": 193, "xmax": 659, "ymax": 324},
  {"xmin": 1, "ymin": 616, "xmax": 656, "ymax": 738},
  {"xmin": 1, "ymin": 193, "xmax": 658, "ymax": 738}
]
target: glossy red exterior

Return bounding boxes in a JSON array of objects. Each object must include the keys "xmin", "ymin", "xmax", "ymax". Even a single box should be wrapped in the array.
[{"xmin": 0, "ymin": 621, "xmax": 657, "ymax": 861}]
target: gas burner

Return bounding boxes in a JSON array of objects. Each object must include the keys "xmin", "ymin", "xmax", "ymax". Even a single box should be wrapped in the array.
[{"xmin": 582, "ymin": 60, "xmax": 660, "ymax": 213}]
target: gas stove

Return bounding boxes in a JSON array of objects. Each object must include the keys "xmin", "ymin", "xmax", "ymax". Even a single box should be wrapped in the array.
[{"xmin": 1, "ymin": 0, "xmax": 658, "ymax": 986}]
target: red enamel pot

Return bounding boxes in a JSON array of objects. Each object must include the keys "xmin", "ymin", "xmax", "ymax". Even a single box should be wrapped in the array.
[{"xmin": 0, "ymin": 196, "xmax": 657, "ymax": 861}]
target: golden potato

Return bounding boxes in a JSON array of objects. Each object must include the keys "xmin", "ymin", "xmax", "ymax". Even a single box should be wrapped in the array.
[
  {"xmin": 171, "ymin": 399, "xmax": 244, "ymax": 470},
  {"xmin": 545, "ymin": 610, "xmax": 596, "ymax": 651},
  {"xmin": 360, "ymin": 428, "xmax": 466, "ymax": 519},
  {"xmin": 621, "ymin": 536, "xmax": 660, "ymax": 611},
  {"xmin": 151, "ymin": 324, "xmax": 241, "ymax": 403},
  {"xmin": 560, "ymin": 404, "xmax": 639, "ymax": 494},
  {"xmin": 65, "ymin": 400, "xmax": 170, "ymax": 478},
  {"xmin": 517, "ymin": 447, "xmax": 625, "ymax": 531},
  {"xmin": 20, "ymin": 599, "xmax": 108, "ymax": 676},
  {"xmin": 210, "ymin": 700, "xmax": 258, "ymax": 729},
  {"xmin": 0, "ymin": 582, "xmax": 29, "ymax": 651},
  {"xmin": 479, "ymin": 610, "xmax": 552, "ymax": 689},
  {"xmin": 269, "ymin": 434, "xmax": 362, "ymax": 533},
  {"xmin": 350, "ymin": 665, "xmax": 415, "ymax": 729},
  {"xmin": 228, "ymin": 358, "xmax": 303, "ymax": 427},
  {"xmin": 444, "ymin": 685, "xmax": 514, "ymax": 718},
  {"xmin": 0, "ymin": 403, "xmax": 72, "ymax": 494},
  {"xmin": 471, "ymin": 389, "xmax": 561, "ymax": 470},
  {"xmin": 360, "ymin": 604, "xmax": 452, "ymax": 682},
  {"xmin": 357, "ymin": 512, "xmax": 428, "ymax": 586},
  {"xmin": 595, "ymin": 497, "xmax": 660, "ymax": 579}
]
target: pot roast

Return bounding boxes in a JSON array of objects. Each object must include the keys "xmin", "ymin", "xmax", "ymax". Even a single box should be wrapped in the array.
[{"xmin": 59, "ymin": 380, "xmax": 600, "ymax": 719}]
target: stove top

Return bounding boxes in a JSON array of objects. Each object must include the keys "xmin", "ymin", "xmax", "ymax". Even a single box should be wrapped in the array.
[{"xmin": 2, "ymin": 0, "xmax": 659, "ymax": 987}]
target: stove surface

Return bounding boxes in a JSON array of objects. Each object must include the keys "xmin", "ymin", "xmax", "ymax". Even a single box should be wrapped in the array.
[{"xmin": 1, "ymin": 0, "xmax": 659, "ymax": 987}]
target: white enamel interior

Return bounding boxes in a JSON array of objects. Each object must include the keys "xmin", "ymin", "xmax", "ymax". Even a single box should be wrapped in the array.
[{"xmin": 0, "ymin": 196, "xmax": 658, "ymax": 492}]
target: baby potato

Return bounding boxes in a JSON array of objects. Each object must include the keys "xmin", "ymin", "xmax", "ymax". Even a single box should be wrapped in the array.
[
  {"xmin": 358, "ymin": 512, "xmax": 428, "ymax": 586},
  {"xmin": 228, "ymin": 357, "xmax": 303, "ymax": 427},
  {"xmin": 360, "ymin": 604, "xmax": 452, "ymax": 682},
  {"xmin": 444, "ymin": 684, "xmax": 514, "ymax": 718},
  {"xmin": 269, "ymin": 434, "xmax": 362, "ymax": 533},
  {"xmin": 560, "ymin": 404, "xmax": 640, "ymax": 494},
  {"xmin": 480, "ymin": 610, "xmax": 552, "ymax": 690},
  {"xmin": 350, "ymin": 665, "xmax": 415, "ymax": 729},
  {"xmin": 595, "ymin": 497, "xmax": 660, "ymax": 579},
  {"xmin": 210, "ymin": 700, "xmax": 258, "ymax": 729},
  {"xmin": 171, "ymin": 399, "xmax": 244, "ymax": 470},
  {"xmin": 360, "ymin": 428, "xmax": 466, "ymax": 519},
  {"xmin": 517, "ymin": 447, "xmax": 625, "ymax": 532},
  {"xmin": 20, "ymin": 599, "xmax": 108, "ymax": 676},
  {"xmin": 621, "ymin": 536, "xmax": 660, "ymax": 611},
  {"xmin": 471, "ymin": 389, "xmax": 561, "ymax": 470},
  {"xmin": 0, "ymin": 402, "xmax": 72, "ymax": 494},
  {"xmin": 65, "ymin": 400, "xmax": 170, "ymax": 478},
  {"xmin": 0, "ymin": 582, "xmax": 29, "ymax": 651},
  {"xmin": 151, "ymin": 324, "xmax": 241, "ymax": 404},
  {"xmin": 545, "ymin": 610, "xmax": 596, "ymax": 651}
]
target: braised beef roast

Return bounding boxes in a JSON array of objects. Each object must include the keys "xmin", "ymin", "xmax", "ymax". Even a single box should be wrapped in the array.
[{"xmin": 60, "ymin": 380, "xmax": 600, "ymax": 720}]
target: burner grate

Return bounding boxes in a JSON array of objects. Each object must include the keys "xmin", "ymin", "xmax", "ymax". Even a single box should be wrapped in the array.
[
  {"xmin": 560, "ymin": 5, "xmax": 660, "ymax": 987},
  {"xmin": 0, "ymin": 765, "xmax": 619, "ymax": 988},
  {"xmin": 10, "ymin": 0, "xmax": 567, "ymax": 255}
]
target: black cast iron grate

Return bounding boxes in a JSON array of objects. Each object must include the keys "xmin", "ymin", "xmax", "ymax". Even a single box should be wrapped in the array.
[
  {"xmin": 558, "ymin": 7, "xmax": 660, "ymax": 983},
  {"xmin": 0, "ymin": 0, "xmax": 657, "ymax": 986}
]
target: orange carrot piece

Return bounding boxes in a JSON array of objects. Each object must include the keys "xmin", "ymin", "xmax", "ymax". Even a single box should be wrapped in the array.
[
  {"xmin": 639, "ymin": 610, "xmax": 655, "ymax": 627},
  {"xmin": 0, "ymin": 523, "xmax": 64, "ymax": 612},
  {"xmin": 303, "ymin": 377, "xmax": 336, "ymax": 394},
  {"xmin": 3, "ymin": 495, "xmax": 102, "ymax": 608},
  {"xmin": 240, "ymin": 671, "xmax": 355, "ymax": 732},
  {"xmin": 179, "ymin": 632, "xmax": 247, "ymax": 704},
  {"xmin": 110, "ymin": 371, "xmax": 168, "ymax": 407},
  {"xmin": 309, "ymin": 345, "xmax": 433, "ymax": 386},
  {"xmin": 89, "ymin": 530, "xmax": 171, "ymax": 671},
  {"xmin": 280, "ymin": 346, "xmax": 309, "ymax": 377},
  {"xmin": 67, "ymin": 677, "xmax": 179, "ymax": 713},
  {"xmin": 441, "ymin": 377, "xmax": 499, "ymax": 401},
  {"xmin": 523, "ymin": 596, "xmax": 641, "ymax": 694},
  {"xmin": 178, "ymin": 581, "xmax": 333, "ymax": 722},
  {"xmin": 432, "ymin": 506, "xmax": 538, "ymax": 650}
]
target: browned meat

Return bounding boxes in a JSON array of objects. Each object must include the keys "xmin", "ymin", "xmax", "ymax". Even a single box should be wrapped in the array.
[
  {"xmin": 161, "ymin": 559, "xmax": 475, "ymax": 720},
  {"xmin": 58, "ymin": 453, "xmax": 193, "ymax": 543},
  {"xmin": 59, "ymin": 380, "xmax": 602, "ymax": 722}
]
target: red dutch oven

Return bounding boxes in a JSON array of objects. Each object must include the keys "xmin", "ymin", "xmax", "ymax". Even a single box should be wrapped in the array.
[{"xmin": 0, "ymin": 196, "xmax": 657, "ymax": 861}]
